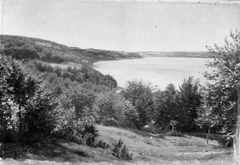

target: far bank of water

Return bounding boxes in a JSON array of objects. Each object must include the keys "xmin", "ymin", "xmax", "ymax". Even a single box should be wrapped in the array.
[{"xmin": 93, "ymin": 57, "xmax": 213, "ymax": 89}]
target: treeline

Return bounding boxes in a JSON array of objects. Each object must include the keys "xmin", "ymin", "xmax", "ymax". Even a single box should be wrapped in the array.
[
  {"xmin": 23, "ymin": 60, "xmax": 117, "ymax": 92},
  {"xmin": 72, "ymin": 48, "xmax": 141, "ymax": 62},
  {"xmin": 119, "ymin": 78, "xmax": 203, "ymax": 132}
]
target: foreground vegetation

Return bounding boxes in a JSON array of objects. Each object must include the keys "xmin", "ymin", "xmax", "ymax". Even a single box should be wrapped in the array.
[
  {"xmin": 0, "ymin": 31, "xmax": 240, "ymax": 164},
  {"xmin": 0, "ymin": 125, "xmax": 236, "ymax": 165}
]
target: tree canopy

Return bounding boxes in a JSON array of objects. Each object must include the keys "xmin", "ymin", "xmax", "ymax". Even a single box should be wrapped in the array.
[
  {"xmin": 203, "ymin": 31, "xmax": 240, "ymax": 161},
  {"xmin": 121, "ymin": 80, "xmax": 154, "ymax": 129}
]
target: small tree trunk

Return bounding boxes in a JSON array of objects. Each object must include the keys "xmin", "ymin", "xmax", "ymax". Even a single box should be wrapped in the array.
[
  {"xmin": 0, "ymin": 122, "xmax": 4, "ymax": 158},
  {"xmin": 234, "ymin": 89, "xmax": 240, "ymax": 163},
  {"xmin": 18, "ymin": 104, "xmax": 22, "ymax": 138},
  {"xmin": 206, "ymin": 127, "xmax": 210, "ymax": 145}
]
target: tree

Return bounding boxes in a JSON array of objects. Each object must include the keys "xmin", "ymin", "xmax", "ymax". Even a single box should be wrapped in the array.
[
  {"xmin": 23, "ymin": 90, "xmax": 58, "ymax": 141},
  {"xmin": 177, "ymin": 77, "xmax": 203, "ymax": 132},
  {"xmin": 154, "ymin": 84, "xmax": 179, "ymax": 131},
  {"xmin": 55, "ymin": 91, "xmax": 99, "ymax": 145},
  {"xmin": 121, "ymin": 80, "xmax": 154, "ymax": 129},
  {"xmin": 5, "ymin": 60, "xmax": 40, "ymax": 138},
  {"xmin": 95, "ymin": 91, "xmax": 138, "ymax": 128},
  {"xmin": 71, "ymin": 88, "xmax": 97, "ymax": 119},
  {"xmin": 95, "ymin": 91, "xmax": 123, "ymax": 126},
  {"xmin": 196, "ymin": 95, "xmax": 221, "ymax": 144},
  {"xmin": 201, "ymin": 81, "xmax": 237, "ymax": 134},
  {"xmin": 0, "ymin": 56, "xmax": 12, "ymax": 157},
  {"xmin": 0, "ymin": 56, "xmax": 58, "ymax": 146},
  {"xmin": 103, "ymin": 75, "xmax": 118, "ymax": 89},
  {"xmin": 205, "ymin": 31, "xmax": 240, "ymax": 162}
]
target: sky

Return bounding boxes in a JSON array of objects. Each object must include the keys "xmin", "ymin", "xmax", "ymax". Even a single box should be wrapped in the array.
[{"xmin": 1, "ymin": 0, "xmax": 240, "ymax": 51}]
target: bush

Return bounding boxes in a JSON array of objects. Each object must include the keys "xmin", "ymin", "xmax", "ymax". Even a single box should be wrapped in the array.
[
  {"xmin": 95, "ymin": 140, "xmax": 110, "ymax": 149},
  {"xmin": 218, "ymin": 135, "xmax": 234, "ymax": 147},
  {"xmin": 112, "ymin": 139, "xmax": 133, "ymax": 160},
  {"xmin": 165, "ymin": 131, "xmax": 184, "ymax": 137},
  {"xmin": 141, "ymin": 122, "xmax": 157, "ymax": 134},
  {"xmin": 95, "ymin": 91, "xmax": 138, "ymax": 128},
  {"xmin": 54, "ymin": 104, "xmax": 99, "ymax": 147},
  {"xmin": 82, "ymin": 125, "xmax": 99, "ymax": 147}
]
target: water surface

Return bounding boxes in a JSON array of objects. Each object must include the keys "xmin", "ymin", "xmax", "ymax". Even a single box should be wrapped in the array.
[{"xmin": 94, "ymin": 57, "xmax": 213, "ymax": 89}]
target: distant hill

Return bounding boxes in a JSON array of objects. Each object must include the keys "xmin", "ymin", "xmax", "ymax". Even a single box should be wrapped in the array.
[
  {"xmin": 0, "ymin": 35, "xmax": 142, "ymax": 65},
  {"xmin": 71, "ymin": 47, "xmax": 141, "ymax": 63}
]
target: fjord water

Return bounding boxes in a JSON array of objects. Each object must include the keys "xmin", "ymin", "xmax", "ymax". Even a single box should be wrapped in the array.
[{"xmin": 94, "ymin": 57, "xmax": 213, "ymax": 89}]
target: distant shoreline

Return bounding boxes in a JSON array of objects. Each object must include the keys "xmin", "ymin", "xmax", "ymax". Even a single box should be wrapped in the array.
[
  {"xmin": 93, "ymin": 51, "xmax": 214, "ymax": 64},
  {"xmin": 137, "ymin": 51, "xmax": 214, "ymax": 59},
  {"xmin": 92, "ymin": 53, "xmax": 214, "ymax": 69},
  {"xmin": 140, "ymin": 55, "xmax": 214, "ymax": 58}
]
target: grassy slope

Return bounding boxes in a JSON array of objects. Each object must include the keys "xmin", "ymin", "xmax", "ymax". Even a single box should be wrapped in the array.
[
  {"xmin": 48, "ymin": 62, "xmax": 83, "ymax": 69},
  {"xmin": 97, "ymin": 125, "xmax": 232, "ymax": 161},
  {"xmin": 1, "ymin": 125, "xmax": 234, "ymax": 165}
]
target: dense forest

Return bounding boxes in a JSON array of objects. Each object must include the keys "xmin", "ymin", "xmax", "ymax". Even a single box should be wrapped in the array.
[{"xmin": 0, "ymin": 32, "xmax": 239, "ymax": 161}]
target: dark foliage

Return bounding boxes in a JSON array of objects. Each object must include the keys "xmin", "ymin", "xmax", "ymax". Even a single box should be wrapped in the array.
[
  {"xmin": 121, "ymin": 80, "xmax": 154, "ymax": 129},
  {"xmin": 112, "ymin": 139, "xmax": 133, "ymax": 160},
  {"xmin": 154, "ymin": 84, "xmax": 179, "ymax": 131},
  {"xmin": 154, "ymin": 78, "xmax": 203, "ymax": 132},
  {"xmin": 177, "ymin": 77, "xmax": 203, "ymax": 132},
  {"xmin": 81, "ymin": 125, "xmax": 99, "ymax": 147},
  {"xmin": 95, "ymin": 140, "xmax": 110, "ymax": 149},
  {"xmin": 0, "ymin": 56, "xmax": 57, "ymax": 146}
]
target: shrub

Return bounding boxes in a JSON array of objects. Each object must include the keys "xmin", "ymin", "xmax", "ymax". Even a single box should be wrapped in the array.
[
  {"xmin": 112, "ymin": 139, "xmax": 133, "ymax": 160},
  {"xmin": 165, "ymin": 131, "xmax": 184, "ymax": 137},
  {"xmin": 217, "ymin": 134, "xmax": 234, "ymax": 147},
  {"xmin": 141, "ymin": 121, "xmax": 157, "ymax": 134},
  {"xmin": 82, "ymin": 125, "xmax": 99, "ymax": 147},
  {"xmin": 95, "ymin": 140, "xmax": 110, "ymax": 149},
  {"xmin": 54, "ymin": 102, "xmax": 99, "ymax": 147},
  {"xmin": 95, "ymin": 91, "xmax": 138, "ymax": 128}
]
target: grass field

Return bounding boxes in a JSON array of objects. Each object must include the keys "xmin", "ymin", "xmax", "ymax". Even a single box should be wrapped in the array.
[
  {"xmin": 0, "ymin": 125, "xmax": 236, "ymax": 165},
  {"xmin": 49, "ymin": 62, "xmax": 83, "ymax": 70}
]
